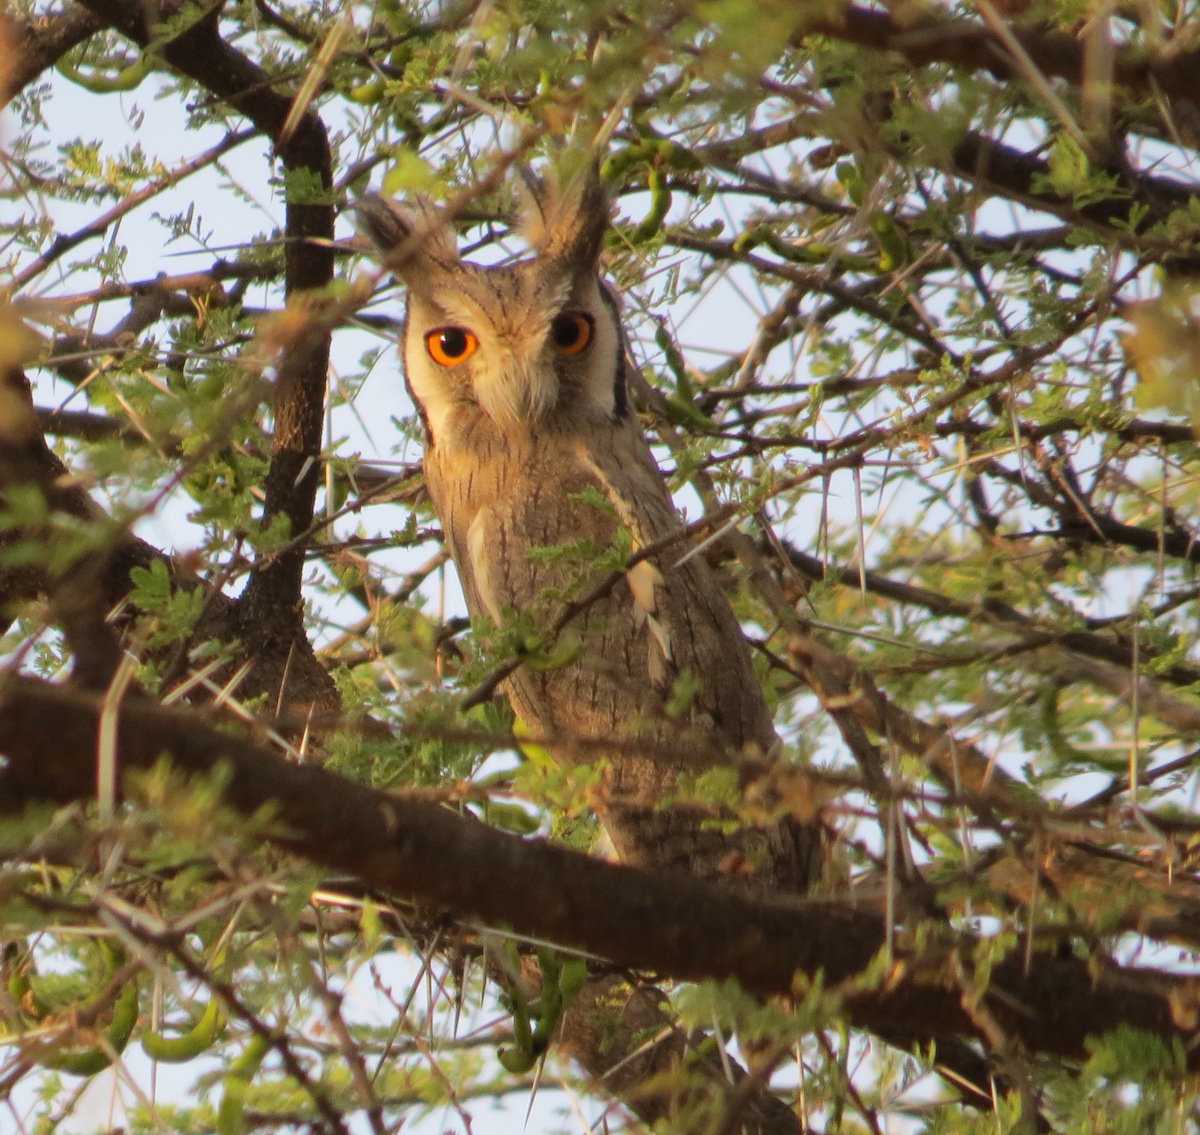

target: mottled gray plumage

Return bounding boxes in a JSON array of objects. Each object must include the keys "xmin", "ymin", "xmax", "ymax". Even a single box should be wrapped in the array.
[{"xmin": 358, "ymin": 171, "xmax": 820, "ymax": 894}]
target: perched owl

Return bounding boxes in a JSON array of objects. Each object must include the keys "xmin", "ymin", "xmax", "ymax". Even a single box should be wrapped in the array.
[{"xmin": 357, "ymin": 169, "xmax": 821, "ymax": 894}]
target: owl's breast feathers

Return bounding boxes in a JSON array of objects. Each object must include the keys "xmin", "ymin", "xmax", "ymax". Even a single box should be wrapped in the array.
[{"xmin": 425, "ymin": 410, "xmax": 777, "ymax": 769}]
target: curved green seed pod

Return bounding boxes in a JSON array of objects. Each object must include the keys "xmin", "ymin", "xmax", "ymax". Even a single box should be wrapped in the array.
[
  {"xmin": 55, "ymin": 1, "xmax": 215, "ymax": 95},
  {"xmin": 599, "ymin": 144, "xmax": 651, "ymax": 185},
  {"xmin": 141, "ymin": 990, "xmax": 227, "ymax": 1062},
  {"xmin": 216, "ymin": 1033, "xmax": 271, "ymax": 1135},
  {"xmin": 6, "ymin": 940, "xmax": 139, "ymax": 1077},
  {"xmin": 45, "ymin": 974, "xmax": 140, "ymax": 1077},
  {"xmin": 870, "ymin": 212, "xmax": 909, "ymax": 270},
  {"xmin": 528, "ymin": 949, "xmax": 564, "ymax": 1051},
  {"xmin": 601, "ymin": 135, "xmax": 694, "ymax": 245},
  {"xmin": 497, "ymin": 1040, "xmax": 537, "ymax": 1074},
  {"xmin": 662, "ymin": 391, "xmax": 716, "ymax": 431},
  {"xmin": 630, "ymin": 166, "xmax": 672, "ymax": 244},
  {"xmin": 142, "ymin": 934, "xmax": 233, "ymax": 1062},
  {"xmin": 556, "ymin": 957, "xmax": 588, "ymax": 1005},
  {"xmin": 732, "ymin": 224, "xmax": 772, "ymax": 255},
  {"xmin": 496, "ymin": 948, "xmax": 589, "ymax": 1074},
  {"xmin": 57, "ymin": 53, "xmax": 155, "ymax": 93},
  {"xmin": 649, "ymin": 136, "xmax": 702, "ymax": 171},
  {"xmin": 497, "ymin": 974, "xmax": 536, "ymax": 1074}
]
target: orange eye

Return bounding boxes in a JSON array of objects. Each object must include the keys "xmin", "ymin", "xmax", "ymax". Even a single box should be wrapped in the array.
[
  {"xmin": 425, "ymin": 327, "xmax": 478, "ymax": 366},
  {"xmin": 549, "ymin": 312, "xmax": 593, "ymax": 355}
]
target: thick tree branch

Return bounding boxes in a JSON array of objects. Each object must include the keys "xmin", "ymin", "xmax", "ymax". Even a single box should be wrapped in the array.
[
  {"xmin": 950, "ymin": 132, "xmax": 1199, "ymax": 257},
  {"xmin": 797, "ymin": 4, "xmax": 1200, "ymax": 110},
  {"xmin": 2, "ymin": 5, "xmax": 104, "ymax": 103},
  {"xmin": 0, "ymin": 366, "xmax": 123, "ymax": 687},
  {"xmin": 74, "ymin": 0, "xmax": 337, "ymax": 708},
  {"xmin": 2, "ymin": 675, "xmax": 1197, "ymax": 1069}
]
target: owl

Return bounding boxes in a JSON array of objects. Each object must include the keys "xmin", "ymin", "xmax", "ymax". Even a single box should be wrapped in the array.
[{"xmin": 357, "ymin": 169, "xmax": 821, "ymax": 894}]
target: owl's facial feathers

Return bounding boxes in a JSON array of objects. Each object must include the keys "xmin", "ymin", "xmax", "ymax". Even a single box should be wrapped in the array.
[{"xmin": 358, "ymin": 169, "xmax": 624, "ymax": 443}]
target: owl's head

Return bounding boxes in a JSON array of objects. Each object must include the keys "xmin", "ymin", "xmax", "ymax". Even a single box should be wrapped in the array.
[{"xmin": 356, "ymin": 170, "xmax": 628, "ymax": 445}]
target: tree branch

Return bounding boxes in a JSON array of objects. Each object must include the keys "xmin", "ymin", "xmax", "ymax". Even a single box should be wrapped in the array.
[
  {"xmin": 797, "ymin": 3, "xmax": 1200, "ymax": 110},
  {"xmin": 2, "ymin": 4, "xmax": 104, "ymax": 103},
  {"xmin": 74, "ymin": 0, "xmax": 337, "ymax": 708},
  {"xmin": 2, "ymin": 675, "xmax": 1197, "ymax": 1069}
]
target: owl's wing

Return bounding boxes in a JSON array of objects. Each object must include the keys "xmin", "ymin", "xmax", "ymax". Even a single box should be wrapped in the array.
[
  {"xmin": 535, "ymin": 417, "xmax": 806, "ymax": 883},
  {"xmin": 564, "ymin": 414, "xmax": 778, "ymax": 756},
  {"xmin": 564, "ymin": 422, "xmax": 685, "ymax": 690}
]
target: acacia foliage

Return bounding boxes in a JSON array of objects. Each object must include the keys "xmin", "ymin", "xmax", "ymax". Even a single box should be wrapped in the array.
[{"xmin": 4, "ymin": 1, "xmax": 1200, "ymax": 1132}]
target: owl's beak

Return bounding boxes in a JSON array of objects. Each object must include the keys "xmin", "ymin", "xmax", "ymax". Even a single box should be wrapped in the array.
[{"xmin": 473, "ymin": 348, "xmax": 557, "ymax": 427}]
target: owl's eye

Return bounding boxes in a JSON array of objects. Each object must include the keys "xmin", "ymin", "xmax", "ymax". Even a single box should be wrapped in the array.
[
  {"xmin": 549, "ymin": 312, "xmax": 593, "ymax": 355},
  {"xmin": 426, "ymin": 327, "xmax": 478, "ymax": 366}
]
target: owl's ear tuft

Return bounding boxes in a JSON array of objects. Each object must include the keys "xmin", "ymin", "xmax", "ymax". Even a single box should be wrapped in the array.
[
  {"xmin": 355, "ymin": 194, "xmax": 461, "ymax": 279},
  {"xmin": 517, "ymin": 162, "xmax": 609, "ymax": 268}
]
